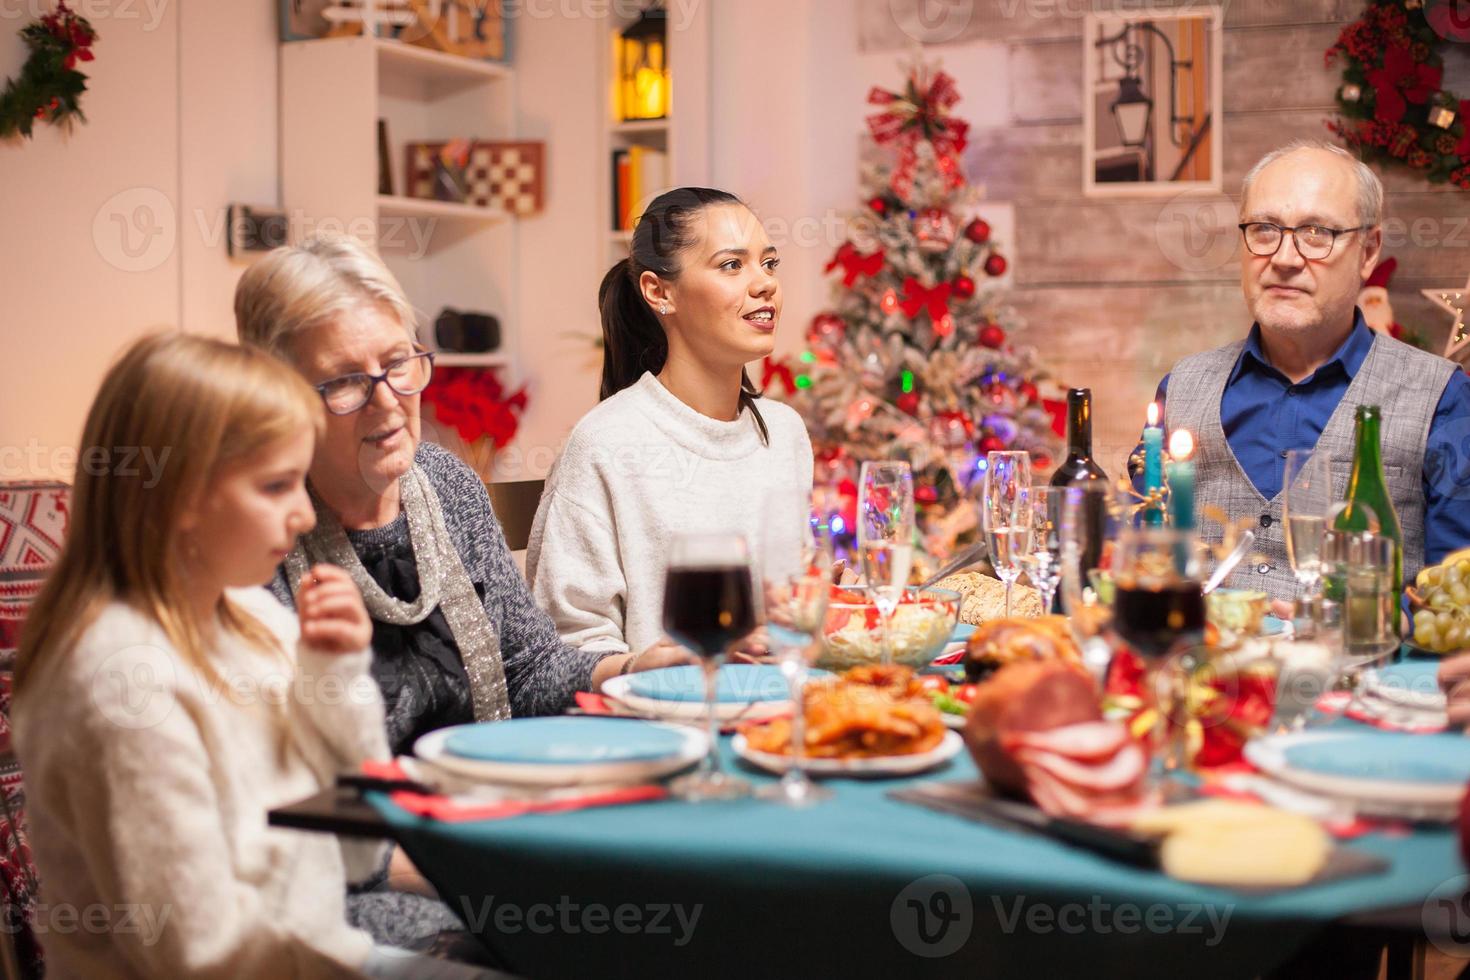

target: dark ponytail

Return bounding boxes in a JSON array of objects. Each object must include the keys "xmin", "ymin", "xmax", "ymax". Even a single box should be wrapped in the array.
[{"xmin": 598, "ymin": 186, "xmax": 769, "ymax": 445}]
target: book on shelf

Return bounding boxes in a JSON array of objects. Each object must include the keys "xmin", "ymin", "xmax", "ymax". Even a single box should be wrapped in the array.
[{"xmin": 610, "ymin": 146, "xmax": 667, "ymax": 232}]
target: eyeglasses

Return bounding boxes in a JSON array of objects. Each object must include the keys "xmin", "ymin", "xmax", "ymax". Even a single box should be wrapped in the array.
[
  {"xmin": 314, "ymin": 351, "xmax": 435, "ymax": 415},
  {"xmin": 1237, "ymin": 222, "xmax": 1369, "ymax": 261}
]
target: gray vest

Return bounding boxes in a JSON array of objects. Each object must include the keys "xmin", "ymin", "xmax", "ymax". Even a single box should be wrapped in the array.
[{"xmin": 1164, "ymin": 331, "xmax": 1455, "ymax": 601}]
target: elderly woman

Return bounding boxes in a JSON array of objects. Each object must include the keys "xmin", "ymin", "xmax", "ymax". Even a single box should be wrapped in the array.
[{"xmin": 234, "ymin": 234, "xmax": 686, "ymax": 951}]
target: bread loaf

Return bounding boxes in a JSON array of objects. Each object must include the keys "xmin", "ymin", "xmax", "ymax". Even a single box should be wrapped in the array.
[{"xmin": 936, "ymin": 571, "xmax": 1043, "ymax": 624}]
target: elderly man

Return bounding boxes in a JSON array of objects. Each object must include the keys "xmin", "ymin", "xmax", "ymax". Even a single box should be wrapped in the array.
[{"xmin": 1131, "ymin": 138, "xmax": 1470, "ymax": 601}]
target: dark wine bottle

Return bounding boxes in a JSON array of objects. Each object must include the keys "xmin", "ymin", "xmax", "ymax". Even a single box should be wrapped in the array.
[
  {"xmin": 1330, "ymin": 405, "xmax": 1402, "ymax": 632},
  {"xmin": 1050, "ymin": 388, "xmax": 1111, "ymax": 610}
]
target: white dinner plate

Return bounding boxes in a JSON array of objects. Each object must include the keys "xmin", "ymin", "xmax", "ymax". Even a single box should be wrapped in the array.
[
  {"xmin": 732, "ymin": 729, "xmax": 965, "ymax": 778},
  {"xmin": 601, "ymin": 670, "xmax": 793, "ymax": 724},
  {"xmin": 1360, "ymin": 661, "xmax": 1447, "ymax": 712},
  {"xmin": 1243, "ymin": 731, "xmax": 1466, "ymax": 820},
  {"xmin": 414, "ymin": 719, "xmax": 707, "ymax": 787}
]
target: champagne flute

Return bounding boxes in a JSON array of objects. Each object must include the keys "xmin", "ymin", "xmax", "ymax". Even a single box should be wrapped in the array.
[
  {"xmin": 760, "ymin": 490, "xmax": 834, "ymax": 806},
  {"xmin": 1283, "ymin": 449, "xmax": 1331, "ymax": 639},
  {"xmin": 662, "ymin": 533, "xmax": 758, "ymax": 801},
  {"xmin": 858, "ymin": 461, "xmax": 915, "ymax": 667},
  {"xmin": 982, "ymin": 451, "xmax": 1033, "ymax": 618},
  {"xmin": 1018, "ymin": 485, "xmax": 1066, "ymax": 613}
]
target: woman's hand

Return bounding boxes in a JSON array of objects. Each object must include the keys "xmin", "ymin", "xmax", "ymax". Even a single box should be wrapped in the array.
[
  {"xmin": 592, "ymin": 640, "xmax": 696, "ymax": 691},
  {"xmin": 1440, "ymin": 654, "xmax": 1470, "ymax": 729},
  {"xmin": 298, "ymin": 564, "xmax": 372, "ymax": 655}
]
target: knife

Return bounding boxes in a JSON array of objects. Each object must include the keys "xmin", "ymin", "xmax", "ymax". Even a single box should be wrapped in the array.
[{"xmin": 917, "ymin": 540, "xmax": 990, "ymax": 591}]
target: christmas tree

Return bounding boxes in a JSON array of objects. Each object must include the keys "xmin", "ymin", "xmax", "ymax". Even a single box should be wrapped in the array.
[{"xmin": 770, "ymin": 58, "xmax": 1066, "ymax": 561}]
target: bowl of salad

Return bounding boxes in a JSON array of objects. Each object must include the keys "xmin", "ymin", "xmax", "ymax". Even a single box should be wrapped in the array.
[{"xmin": 817, "ymin": 586, "xmax": 961, "ymax": 671}]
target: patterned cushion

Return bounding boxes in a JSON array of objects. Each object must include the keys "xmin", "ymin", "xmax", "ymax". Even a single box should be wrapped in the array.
[
  {"xmin": 0, "ymin": 481, "xmax": 70, "ymax": 671},
  {"xmin": 0, "ymin": 480, "xmax": 67, "ymax": 980}
]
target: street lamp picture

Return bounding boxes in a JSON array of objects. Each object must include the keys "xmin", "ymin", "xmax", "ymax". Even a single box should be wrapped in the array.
[{"xmin": 1083, "ymin": 10, "xmax": 1222, "ymax": 197}]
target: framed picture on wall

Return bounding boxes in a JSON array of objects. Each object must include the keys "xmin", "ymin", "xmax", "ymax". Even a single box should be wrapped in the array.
[{"xmin": 1083, "ymin": 7, "xmax": 1223, "ymax": 197}]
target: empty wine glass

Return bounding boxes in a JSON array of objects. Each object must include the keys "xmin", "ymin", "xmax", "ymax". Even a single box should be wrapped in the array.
[
  {"xmin": 981, "ymin": 451, "xmax": 1033, "ymax": 618},
  {"xmin": 760, "ymin": 489, "xmax": 834, "ymax": 806},
  {"xmin": 1018, "ymin": 485, "xmax": 1066, "ymax": 613},
  {"xmin": 858, "ymin": 461, "xmax": 915, "ymax": 666},
  {"xmin": 1283, "ymin": 449, "xmax": 1332, "ymax": 639},
  {"xmin": 662, "ymin": 533, "xmax": 758, "ymax": 801}
]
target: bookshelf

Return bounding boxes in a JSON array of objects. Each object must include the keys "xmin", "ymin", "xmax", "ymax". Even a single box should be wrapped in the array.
[
  {"xmin": 598, "ymin": 8, "xmax": 711, "ymax": 272},
  {"xmin": 281, "ymin": 36, "xmax": 519, "ymax": 370}
]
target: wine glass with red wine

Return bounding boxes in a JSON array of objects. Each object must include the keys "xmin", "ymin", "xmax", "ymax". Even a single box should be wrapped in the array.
[
  {"xmin": 1109, "ymin": 526, "xmax": 1206, "ymax": 785},
  {"xmin": 662, "ymin": 533, "xmax": 758, "ymax": 801}
]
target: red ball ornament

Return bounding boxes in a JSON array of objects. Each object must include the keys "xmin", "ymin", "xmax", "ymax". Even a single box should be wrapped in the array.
[
  {"xmin": 951, "ymin": 274, "xmax": 976, "ymax": 299},
  {"xmin": 896, "ymin": 391, "xmax": 921, "ymax": 415},
  {"xmin": 1033, "ymin": 454, "xmax": 1052, "ymax": 471},
  {"xmin": 808, "ymin": 312, "xmax": 847, "ymax": 343},
  {"xmin": 979, "ymin": 323, "xmax": 1006, "ymax": 349},
  {"xmin": 965, "ymin": 218, "xmax": 991, "ymax": 244},
  {"xmin": 979, "ymin": 435, "xmax": 1007, "ymax": 454},
  {"xmin": 1018, "ymin": 380, "xmax": 1038, "ymax": 405},
  {"xmin": 869, "ymin": 196, "xmax": 889, "ymax": 216},
  {"xmin": 915, "ymin": 484, "xmax": 940, "ymax": 505},
  {"xmin": 984, "ymin": 253, "xmax": 1008, "ymax": 277}
]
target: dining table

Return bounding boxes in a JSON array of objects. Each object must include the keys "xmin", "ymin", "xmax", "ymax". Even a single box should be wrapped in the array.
[{"xmin": 274, "ymin": 699, "xmax": 1470, "ymax": 980}]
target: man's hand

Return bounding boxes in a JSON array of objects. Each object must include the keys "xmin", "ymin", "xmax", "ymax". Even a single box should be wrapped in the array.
[{"xmin": 298, "ymin": 564, "xmax": 372, "ymax": 654}]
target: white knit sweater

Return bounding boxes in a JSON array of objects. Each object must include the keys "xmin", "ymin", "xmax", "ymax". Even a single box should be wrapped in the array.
[
  {"xmin": 13, "ymin": 587, "xmax": 390, "ymax": 980},
  {"xmin": 526, "ymin": 372, "xmax": 814, "ymax": 656}
]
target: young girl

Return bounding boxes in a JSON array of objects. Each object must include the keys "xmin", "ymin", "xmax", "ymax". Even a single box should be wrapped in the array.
[
  {"xmin": 14, "ymin": 335, "xmax": 494, "ymax": 979},
  {"xmin": 526, "ymin": 188, "xmax": 814, "ymax": 662}
]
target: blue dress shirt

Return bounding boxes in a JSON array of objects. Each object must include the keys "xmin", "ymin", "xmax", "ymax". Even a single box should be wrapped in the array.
[{"xmin": 1131, "ymin": 312, "xmax": 1470, "ymax": 565}]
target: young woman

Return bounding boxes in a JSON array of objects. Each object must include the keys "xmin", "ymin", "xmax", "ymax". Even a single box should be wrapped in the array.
[
  {"xmin": 526, "ymin": 188, "xmax": 814, "ymax": 661},
  {"xmin": 13, "ymin": 335, "xmax": 495, "ymax": 979}
]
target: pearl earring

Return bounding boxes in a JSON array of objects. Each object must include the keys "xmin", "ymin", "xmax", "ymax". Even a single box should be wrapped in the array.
[{"xmin": 660, "ymin": 304, "xmax": 670, "ymax": 315}]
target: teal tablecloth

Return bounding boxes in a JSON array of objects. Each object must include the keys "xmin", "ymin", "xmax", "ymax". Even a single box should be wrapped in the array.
[{"xmin": 368, "ymin": 740, "xmax": 1460, "ymax": 980}]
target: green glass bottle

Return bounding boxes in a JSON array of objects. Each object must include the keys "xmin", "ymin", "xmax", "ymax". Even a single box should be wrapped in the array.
[{"xmin": 1330, "ymin": 405, "xmax": 1402, "ymax": 631}]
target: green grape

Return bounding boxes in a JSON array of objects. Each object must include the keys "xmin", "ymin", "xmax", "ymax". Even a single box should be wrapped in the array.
[
  {"xmin": 1424, "ymin": 566, "xmax": 1445, "ymax": 589},
  {"xmin": 1416, "ymin": 625, "xmax": 1440, "ymax": 649},
  {"xmin": 1438, "ymin": 610, "xmax": 1455, "ymax": 630},
  {"xmin": 1457, "ymin": 559, "xmax": 1470, "ymax": 579},
  {"xmin": 1452, "ymin": 584, "xmax": 1470, "ymax": 606},
  {"xmin": 1446, "ymin": 624, "xmax": 1467, "ymax": 650},
  {"xmin": 1415, "ymin": 609, "xmax": 1437, "ymax": 630},
  {"xmin": 1433, "ymin": 591, "xmax": 1455, "ymax": 610},
  {"xmin": 1450, "ymin": 564, "xmax": 1466, "ymax": 587}
]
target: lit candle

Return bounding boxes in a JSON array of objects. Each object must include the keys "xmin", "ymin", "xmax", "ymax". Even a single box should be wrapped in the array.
[
  {"xmin": 1166, "ymin": 429, "xmax": 1196, "ymax": 531},
  {"xmin": 1143, "ymin": 402, "xmax": 1164, "ymax": 526}
]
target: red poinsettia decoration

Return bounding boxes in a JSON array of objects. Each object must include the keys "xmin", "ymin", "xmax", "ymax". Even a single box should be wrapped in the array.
[
  {"xmin": 420, "ymin": 367, "xmax": 528, "ymax": 449},
  {"xmin": 1368, "ymin": 44, "xmax": 1443, "ymax": 123}
]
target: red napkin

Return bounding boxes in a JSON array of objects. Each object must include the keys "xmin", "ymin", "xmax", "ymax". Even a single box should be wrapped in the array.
[
  {"xmin": 360, "ymin": 759, "xmax": 668, "ymax": 823},
  {"xmin": 575, "ymin": 691, "xmax": 613, "ymax": 715},
  {"xmin": 1316, "ymin": 691, "xmax": 1447, "ymax": 733}
]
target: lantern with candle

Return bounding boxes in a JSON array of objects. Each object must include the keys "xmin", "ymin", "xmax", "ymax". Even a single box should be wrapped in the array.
[{"xmin": 617, "ymin": 4, "xmax": 670, "ymax": 122}]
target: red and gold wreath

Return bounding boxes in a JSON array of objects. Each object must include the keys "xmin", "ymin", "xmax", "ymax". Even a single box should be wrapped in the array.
[
  {"xmin": 0, "ymin": 2, "xmax": 97, "ymax": 140},
  {"xmin": 1326, "ymin": 0, "xmax": 1470, "ymax": 187}
]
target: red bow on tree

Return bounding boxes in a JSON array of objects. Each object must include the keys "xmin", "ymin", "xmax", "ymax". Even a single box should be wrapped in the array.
[
  {"xmin": 1367, "ymin": 44, "xmax": 1442, "ymax": 123},
  {"xmin": 825, "ymin": 242, "xmax": 886, "ymax": 288},
  {"xmin": 759, "ymin": 356, "xmax": 797, "ymax": 396},
  {"xmin": 866, "ymin": 67, "xmax": 970, "ymax": 200},
  {"xmin": 899, "ymin": 276, "xmax": 951, "ymax": 322}
]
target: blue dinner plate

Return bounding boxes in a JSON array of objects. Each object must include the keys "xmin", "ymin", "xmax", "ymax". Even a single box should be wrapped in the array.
[
  {"xmin": 442, "ymin": 717, "xmax": 688, "ymax": 765},
  {"xmin": 1282, "ymin": 731, "xmax": 1470, "ymax": 785},
  {"xmin": 951, "ymin": 623, "xmax": 976, "ymax": 644},
  {"xmin": 1260, "ymin": 615, "xmax": 1287, "ymax": 636},
  {"xmin": 626, "ymin": 664, "xmax": 793, "ymax": 704}
]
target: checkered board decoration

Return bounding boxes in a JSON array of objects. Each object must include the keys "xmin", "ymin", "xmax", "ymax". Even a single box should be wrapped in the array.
[{"xmin": 404, "ymin": 141, "xmax": 545, "ymax": 217}]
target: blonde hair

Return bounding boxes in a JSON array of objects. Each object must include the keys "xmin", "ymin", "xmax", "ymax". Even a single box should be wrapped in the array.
[
  {"xmin": 234, "ymin": 234, "xmax": 418, "ymax": 359},
  {"xmin": 16, "ymin": 333, "xmax": 326, "ymax": 697}
]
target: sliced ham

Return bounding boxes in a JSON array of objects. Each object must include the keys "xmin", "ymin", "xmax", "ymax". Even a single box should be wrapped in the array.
[
  {"xmin": 1013, "ymin": 741, "xmax": 1146, "ymax": 795},
  {"xmin": 1000, "ymin": 720, "xmax": 1129, "ymax": 762}
]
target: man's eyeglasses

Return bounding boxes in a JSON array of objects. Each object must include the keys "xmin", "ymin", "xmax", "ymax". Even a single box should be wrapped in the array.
[
  {"xmin": 1238, "ymin": 222, "xmax": 1369, "ymax": 261},
  {"xmin": 314, "ymin": 351, "xmax": 435, "ymax": 415}
]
